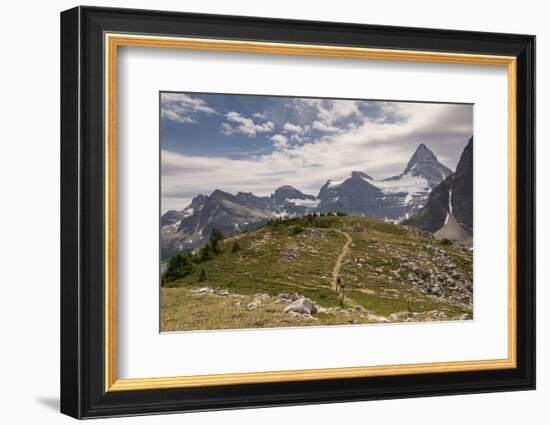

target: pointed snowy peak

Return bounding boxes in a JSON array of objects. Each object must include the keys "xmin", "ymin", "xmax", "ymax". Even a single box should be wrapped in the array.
[
  {"xmin": 399, "ymin": 143, "xmax": 453, "ymax": 187},
  {"xmin": 404, "ymin": 144, "xmax": 440, "ymax": 174}
]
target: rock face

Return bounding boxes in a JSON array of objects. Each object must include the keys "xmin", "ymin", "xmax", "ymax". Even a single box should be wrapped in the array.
[
  {"xmin": 403, "ymin": 137, "xmax": 473, "ymax": 240},
  {"xmin": 271, "ymin": 185, "xmax": 316, "ymax": 204},
  {"xmin": 402, "ymin": 175, "xmax": 453, "ymax": 233},
  {"xmin": 271, "ymin": 185, "xmax": 319, "ymax": 216},
  {"xmin": 317, "ymin": 171, "xmax": 385, "ymax": 216},
  {"xmin": 451, "ymin": 137, "xmax": 473, "ymax": 234},
  {"xmin": 160, "ymin": 209, "xmax": 186, "ymax": 228}
]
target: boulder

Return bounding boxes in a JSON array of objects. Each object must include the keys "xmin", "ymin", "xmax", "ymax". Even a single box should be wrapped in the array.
[
  {"xmin": 253, "ymin": 293, "xmax": 270, "ymax": 302},
  {"xmin": 191, "ymin": 287, "xmax": 214, "ymax": 294},
  {"xmin": 246, "ymin": 300, "xmax": 262, "ymax": 310},
  {"xmin": 284, "ymin": 297, "xmax": 318, "ymax": 315},
  {"xmin": 429, "ymin": 310, "xmax": 447, "ymax": 319},
  {"xmin": 274, "ymin": 293, "xmax": 292, "ymax": 304}
]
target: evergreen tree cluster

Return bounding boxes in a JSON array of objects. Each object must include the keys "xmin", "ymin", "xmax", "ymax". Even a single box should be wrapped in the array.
[
  {"xmin": 162, "ymin": 229, "xmax": 242, "ymax": 286},
  {"xmin": 262, "ymin": 211, "xmax": 347, "ymax": 230}
]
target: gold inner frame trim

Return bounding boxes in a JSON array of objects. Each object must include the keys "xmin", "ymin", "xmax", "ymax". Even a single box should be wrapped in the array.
[{"xmin": 104, "ymin": 33, "xmax": 518, "ymax": 392}]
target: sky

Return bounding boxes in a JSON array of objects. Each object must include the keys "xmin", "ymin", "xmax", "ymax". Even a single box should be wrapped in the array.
[{"xmin": 160, "ymin": 92, "xmax": 473, "ymax": 212}]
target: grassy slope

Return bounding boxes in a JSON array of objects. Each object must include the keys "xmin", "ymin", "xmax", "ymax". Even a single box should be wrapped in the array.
[{"xmin": 161, "ymin": 215, "xmax": 473, "ymax": 332}]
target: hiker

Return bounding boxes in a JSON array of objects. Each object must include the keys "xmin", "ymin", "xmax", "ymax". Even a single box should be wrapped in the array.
[{"xmin": 336, "ymin": 275, "xmax": 345, "ymax": 306}]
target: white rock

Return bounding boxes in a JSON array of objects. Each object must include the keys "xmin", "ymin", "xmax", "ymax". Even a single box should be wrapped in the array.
[
  {"xmin": 246, "ymin": 301, "xmax": 261, "ymax": 311},
  {"xmin": 284, "ymin": 296, "xmax": 318, "ymax": 315},
  {"xmin": 191, "ymin": 287, "xmax": 214, "ymax": 294}
]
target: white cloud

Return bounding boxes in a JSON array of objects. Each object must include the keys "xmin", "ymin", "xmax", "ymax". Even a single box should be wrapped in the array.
[
  {"xmin": 270, "ymin": 134, "xmax": 289, "ymax": 149},
  {"xmin": 161, "ymin": 93, "xmax": 217, "ymax": 124},
  {"xmin": 283, "ymin": 122, "xmax": 307, "ymax": 134},
  {"xmin": 312, "ymin": 121, "xmax": 340, "ymax": 132},
  {"xmin": 162, "ymin": 102, "xmax": 472, "ymax": 212},
  {"xmin": 317, "ymin": 100, "xmax": 362, "ymax": 125},
  {"xmin": 221, "ymin": 112, "xmax": 275, "ymax": 137},
  {"xmin": 290, "ymin": 134, "xmax": 308, "ymax": 143},
  {"xmin": 290, "ymin": 98, "xmax": 362, "ymax": 126}
]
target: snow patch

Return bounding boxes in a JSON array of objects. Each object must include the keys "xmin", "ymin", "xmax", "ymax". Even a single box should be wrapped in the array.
[
  {"xmin": 285, "ymin": 198, "xmax": 320, "ymax": 207},
  {"xmin": 359, "ymin": 174, "xmax": 373, "ymax": 183},
  {"xmin": 183, "ymin": 207, "xmax": 194, "ymax": 217},
  {"xmin": 272, "ymin": 211, "xmax": 289, "ymax": 218},
  {"xmin": 374, "ymin": 173, "xmax": 429, "ymax": 195},
  {"xmin": 327, "ymin": 178, "xmax": 346, "ymax": 189}
]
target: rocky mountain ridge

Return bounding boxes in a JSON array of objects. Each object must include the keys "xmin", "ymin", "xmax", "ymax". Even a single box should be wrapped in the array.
[{"xmin": 161, "ymin": 143, "xmax": 464, "ymax": 260}]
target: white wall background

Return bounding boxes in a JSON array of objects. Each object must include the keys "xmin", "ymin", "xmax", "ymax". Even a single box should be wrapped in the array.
[{"xmin": 0, "ymin": 1, "xmax": 545, "ymax": 423}]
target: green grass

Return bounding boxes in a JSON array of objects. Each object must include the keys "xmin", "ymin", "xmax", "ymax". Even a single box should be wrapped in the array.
[
  {"xmin": 171, "ymin": 224, "xmax": 347, "ymax": 307},
  {"xmin": 161, "ymin": 215, "xmax": 473, "ymax": 331}
]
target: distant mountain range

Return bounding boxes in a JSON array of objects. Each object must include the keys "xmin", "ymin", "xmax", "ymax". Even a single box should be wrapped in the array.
[
  {"xmin": 316, "ymin": 144, "xmax": 452, "ymax": 219},
  {"xmin": 161, "ymin": 143, "xmax": 464, "ymax": 261}
]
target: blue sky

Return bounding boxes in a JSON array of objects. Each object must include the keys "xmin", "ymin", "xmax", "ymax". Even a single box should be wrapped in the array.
[{"xmin": 161, "ymin": 92, "xmax": 473, "ymax": 212}]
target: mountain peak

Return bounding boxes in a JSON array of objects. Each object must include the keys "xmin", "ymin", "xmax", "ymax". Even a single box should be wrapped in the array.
[
  {"xmin": 210, "ymin": 189, "xmax": 234, "ymax": 201},
  {"xmin": 191, "ymin": 193, "xmax": 208, "ymax": 202},
  {"xmin": 350, "ymin": 170, "xmax": 373, "ymax": 180},
  {"xmin": 276, "ymin": 185, "xmax": 297, "ymax": 191},
  {"xmin": 400, "ymin": 144, "xmax": 452, "ymax": 187},
  {"xmin": 416, "ymin": 143, "xmax": 430, "ymax": 152},
  {"xmin": 405, "ymin": 144, "xmax": 438, "ymax": 170},
  {"xmin": 272, "ymin": 185, "xmax": 315, "ymax": 202}
]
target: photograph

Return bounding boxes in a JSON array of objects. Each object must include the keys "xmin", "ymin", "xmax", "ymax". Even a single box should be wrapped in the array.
[
  {"xmin": 159, "ymin": 92, "xmax": 474, "ymax": 332},
  {"xmin": 56, "ymin": 4, "xmax": 536, "ymax": 419}
]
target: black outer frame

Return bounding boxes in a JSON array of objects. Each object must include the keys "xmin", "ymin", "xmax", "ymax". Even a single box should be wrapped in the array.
[{"xmin": 60, "ymin": 6, "xmax": 536, "ymax": 419}]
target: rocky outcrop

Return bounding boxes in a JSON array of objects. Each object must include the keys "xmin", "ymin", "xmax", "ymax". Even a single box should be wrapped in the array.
[
  {"xmin": 283, "ymin": 296, "xmax": 318, "ymax": 315},
  {"xmin": 403, "ymin": 137, "xmax": 473, "ymax": 240},
  {"xmin": 451, "ymin": 137, "xmax": 473, "ymax": 234},
  {"xmin": 402, "ymin": 175, "xmax": 453, "ymax": 232}
]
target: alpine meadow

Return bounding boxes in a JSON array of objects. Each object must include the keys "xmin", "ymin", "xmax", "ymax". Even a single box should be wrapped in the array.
[{"xmin": 160, "ymin": 92, "xmax": 474, "ymax": 332}]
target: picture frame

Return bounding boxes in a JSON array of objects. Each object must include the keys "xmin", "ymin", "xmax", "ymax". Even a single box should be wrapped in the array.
[{"xmin": 60, "ymin": 5, "xmax": 535, "ymax": 419}]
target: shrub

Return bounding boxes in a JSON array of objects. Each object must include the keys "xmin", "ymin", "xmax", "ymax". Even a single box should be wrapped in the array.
[
  {"xmin": 439, "ymin": 238, "xmax": 452, "ymax": 245},
  {"xmin": 231, "ymin": 241, "xmax": 241, "ymax": 252},
  {"xmin": 198, "ymin": 269, "xmax": 207, "ymax": 282},
  {"xmin": 209, "ymin": 228, "xmax": 225, "ymax": 253},
  {"xmin": 197, "ymin": 244, "xmax": 212, "ymax": 262},
  {"xmin": 291, "ymin": 225, "xmax": 304, "ymax": 235}
]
